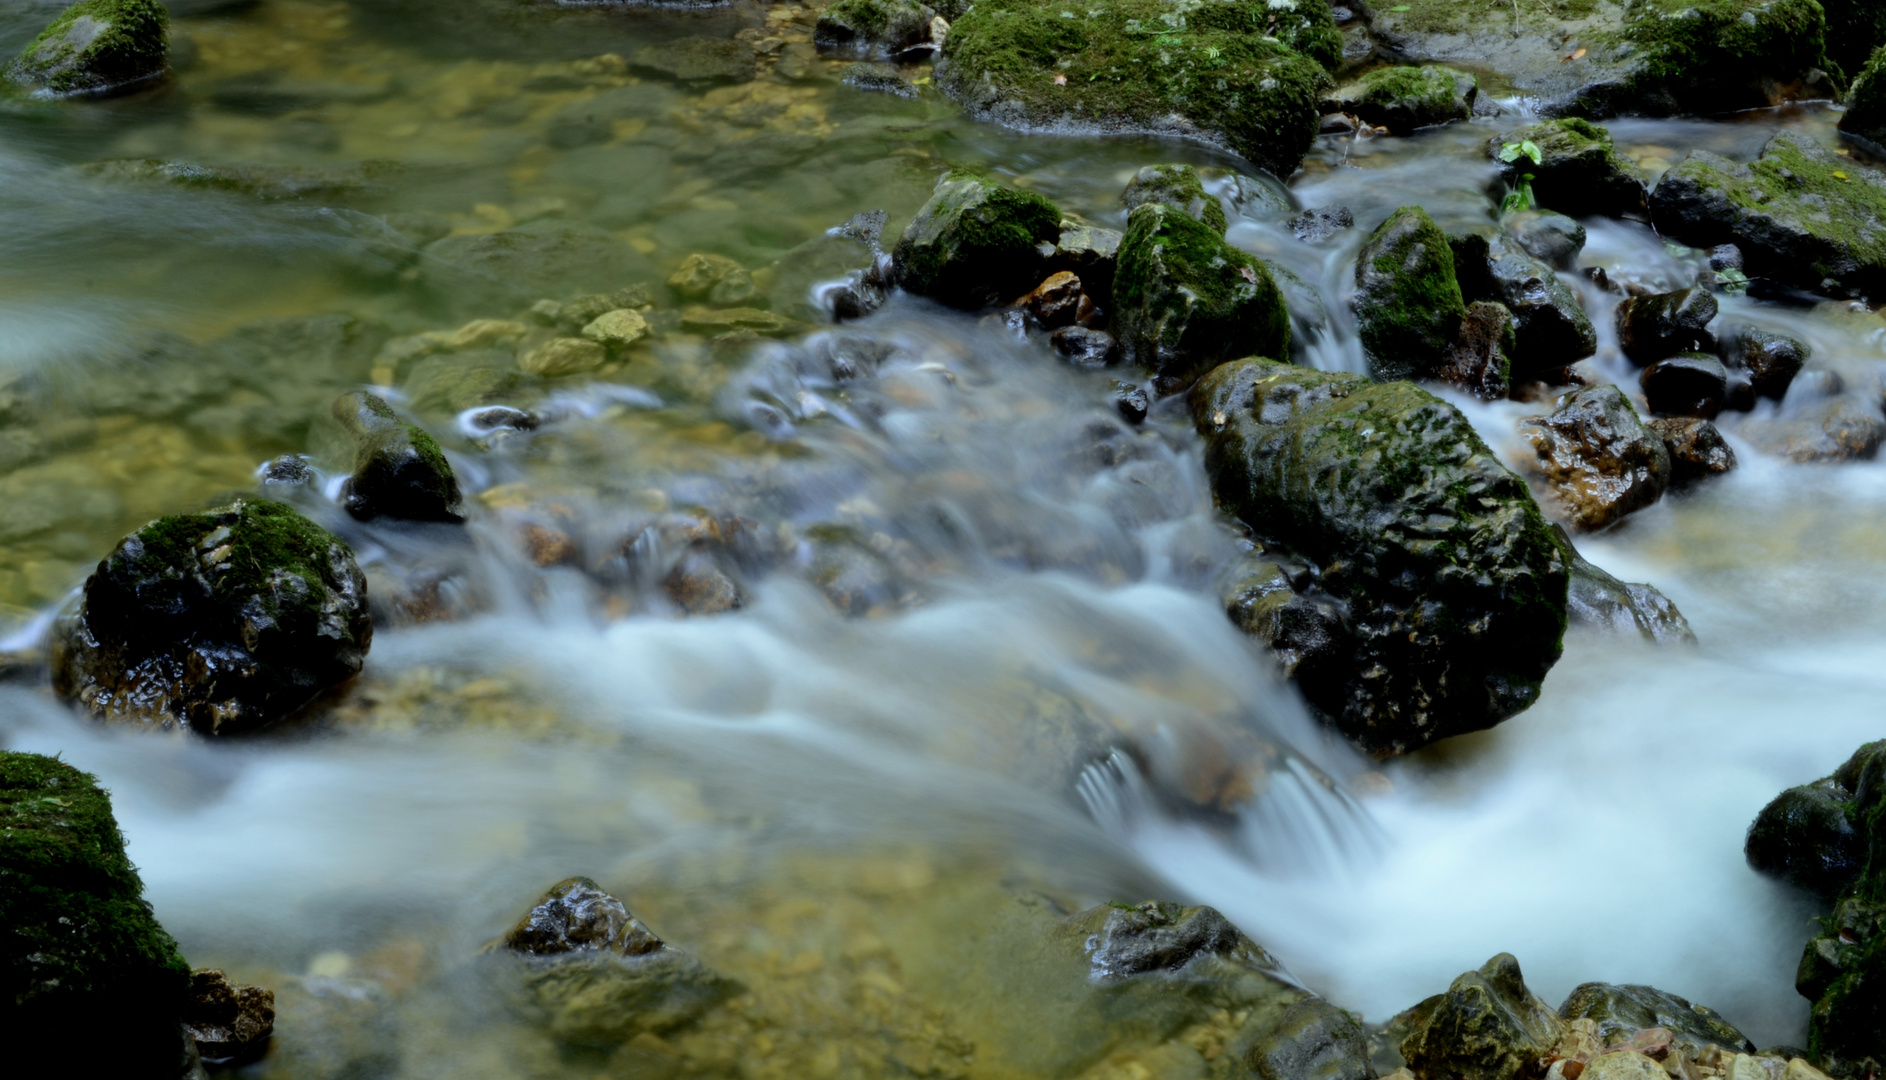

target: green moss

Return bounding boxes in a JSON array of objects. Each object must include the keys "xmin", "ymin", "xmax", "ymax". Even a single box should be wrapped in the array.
[
  {"xmin": 1619, "ymin": 0, "xmax": 1832, "ymax": 109},
  {"xmin": 823, "ymin": 0, "xmax": 898, "ymax": 39},
  {"xmin": 1352, "ymin": 64, "xmax": 1461, "ymax": 111},
  {"xmin": 1841, "ymin": 45, "xmax": 1886, "ymax": 148},
  {"xmin": 1121, "ymin": 164, "xmax": 1229, "ymax": 234},
  {"xmin": 1355, "ymin": 206, "xmax": 1468, "ymax": 382},
  {"xmin": 1113, "ymin": 202, "xmax": 1289, "ymax": 383},
  {"xmin": 892, "ymin": 173, "xmax": 1063, "ymax": 308},
  {"xmin": 9, "ymin": 0, "xmax": 168, "ymax": 95},
  {"xmin": 405, "ymin": 424, "xmax": 456, "ymax": 492}
]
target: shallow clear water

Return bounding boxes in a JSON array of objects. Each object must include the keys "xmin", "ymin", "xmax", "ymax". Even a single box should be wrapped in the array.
[{"xmin": 4, "ymin": 0, "xmax": 1886, "ymax": 1073}]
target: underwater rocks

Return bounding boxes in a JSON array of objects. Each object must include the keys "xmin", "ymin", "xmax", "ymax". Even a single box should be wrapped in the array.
[
  {"xmin": 1113, "ymin": 203, "xmax": 1290, "ymax": 388},
  {"xmin": 1354, "ymin": 206, "xmax": 1470, "ymax": 383},
  {"xmin": 52, "ymin": 499, "xmax": 371, "ymax": 735},
  {"xmin": 1322, "ymin": 65, "xmax": 1477, "ymax": 136},
  {"xmin": 1519, "ymin": 386, "xmax": 1672, "ymax": 532},
  {"xmin": 1, "ymin": 752, "xmax": 194, "ymax": 1076},
  {"xmin": 1193, "ymin": 359, "xmax": 1569, "ymax": 757},
  {"xmin": 934, "ymin": 0, "xmax": 1334, "ymax": 178},
  {"xmin": 422, "ymin": 221, "xmax": 657, "ymax": 313},
  {"xmin": 7, "ymin": 0, "xmax": 168, "ymax": 98},
  {"xmin": 1492, "ymin": 119, "xmax": 1648, "ymax": 220},
  {"xmin": 890, "ymin": 171, "xmax": 1062, "ymax": 309},
  {"xmin": 333, "ymin": 392, "xmax": 464, "ymax": 524}
]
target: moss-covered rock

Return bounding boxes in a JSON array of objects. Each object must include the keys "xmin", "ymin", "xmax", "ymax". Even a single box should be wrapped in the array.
[
  {"xmin": 814, "ymin": 0, "xmax": 940, "ymax": 58},
  {"xmin": 1840, "ymin": 46, "xmax": 1886, "ymax": 154},
  {"xmin": 1, "ymin": 752, "xmax": 192, "ymax": 1074},
  {"xmin": 1450, "ymin": 230, "xmax": 1598, "ymax": 376},
  {"xmin": 1324, "ymin": 65, "xmax": 1477, "ymax": 136},
  {"xmin": 1401, "ymin": 954, "xmax": 1569, "ymax": 1080},
  {"xmin": 334, "ymin": 391, "xmax": 465, "ymax": 524},
  {"xmin": 1112, "ymin": 203, "xmax": 1289, "ymax": 388},
  {"xmin": 890, "ymin": 171, "xmax": 1063, "ymax": 309},
  {"xmin": 6, "ymin": 0, "xmax": 168, "ymax": 98},
  {"xmin": 1492, "ymin": 118, "xmax": 1647, "ymax": 219},
  {"xmin": 1193, "ymin": 359, "xmax": 1569, "ymax": 757},
  {"xmin": 1822, "ymin": 1, "xmax": 1886, "ymax": 81},
  {"xmin": 1434, "ymin": 300, "xmax": 1516, "ymax": 401},
  {"xmin": 1649, "ymin": 132, "xmax": 1886, "ymax": 299},
  {"xmin": 1121, "ymin": 164, "xmax": 1229, "ymax": 235},
  {"xmin": 52, "ymin": 499, "xmax": 372, "ymax": 734},
  {"xmin": 935, "ymin": 0, "xmax": 1335, "ymax": 178},
  {"xmin": 1354, "ymin": 206, "xmax": 1468, "ymax": 383},
  {"xmin": 1519, "ymin": 385, "xmax": 1671, "ymax": 531}
]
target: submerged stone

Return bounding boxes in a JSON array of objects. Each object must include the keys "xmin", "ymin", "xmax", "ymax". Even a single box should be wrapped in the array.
[
  {"xmin": 1519, "ymin": 386, "xmax": 1671, "ymax": 531},
  {"xmin": 7, "ymin": 0, "xmax": 168, "ymax": 98},
  {"xmin": 1324, "ymin": 64, "xmax": 1477, "ymax": 136},
  {"xmin": 334, "ymin": 392, "xmax": 464, "ymax": 524},
  {"xmin": 1565, "ymin": 540, "xmax": 1696, "ymax": 644},
  {"xmin": 1120, "ymin": 164, "xmax": 1229, "ymax": 236},
  {"xmin": 890, "ymin": 171, "xmax": 1063, "ymax": 309},
  {"xmin": 1744, "ymin": 394, "xmax": 1886, "ymax": 462},
  {"xmin": 1401, "ymin": 954, "xmax": 1568, "ymax": 1080},
  {"xmin": 52, "ymin": 499, "xmax": 371, "ymax": 734},
  {"xmin": 1493, "ymin": 119, "xmax": 1647, "ymax": 220},
  {"xmin": 1112, "ymin": 203, "xmax": 1289, "ymax": 388},
  {"xmin": 629, "ymin": 37, "xmax": 755, "ymax": 84},
  {"xmin": 421, "ymin": 221, "xmax": 657, "ymax": 313},
  {"xmin": 1354, "ymin": 206, "xmax": 1468, "ymax": 383}
]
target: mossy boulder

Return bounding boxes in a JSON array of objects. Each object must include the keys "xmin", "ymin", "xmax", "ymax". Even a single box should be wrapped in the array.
[
  {"xmin": 1354, "ymin": 206, "xmax": 1468, "ymax": 383},
  {"xmin": 1519, "ymin": 385, "xmax": 1671, "ymax": 531},
  {"xmin": 1450, "ymin": 230, "xmax": 1598, "ymax": 376},
  {"xmin": 1649, "ymin": 132, "xmax": 1886, "ymax": 299},
  {"xmin": 1492, "ymin": 118, "xmax": 1647, "ymax": 219},
  {"xmin": 1324, "ymin": 65, "xmax": 1477, "ymax": 135},
  {"xmin": 1112, "ymin": 203, "xmax": 1290, "ymax": 388},
  {"xmin": 1839, "ymin": 46, "xmax": 1886, "ymax": 154},
  {"xmin": 1, "ymin": 752, "xmax": 192, "ymax": 1074},
  {"xmin": 935, "ymin": 0, "xmax": 1335, "ymax": 178},
  {"xmin": 1823, "ymin": 1, "xmax": 1886, "ymax": 82},
  {"xmin": 334, "ymin": 392, "xmax": 465, "ymax": 524},
  {"xmin": 6, "ymin": 0, "xmax": 168, "ymax": 98},
  {"xmin": 814, "ymin": 0, "xmax": 939, "ymax": 58},
  {"xmin": 890, "ymin": 171, "xmax": 1063, "ymax": 309},
  {"xmin": 1121, "ymin": 164, "xmax": 1228, "ymax": 235},
  {"xmin": 52, "ymin": 499, "xmax": 372, "ymax": 734},
  {"xmin": 1401, "ymin": 954, "xmax": 1568, "ymax": 1080},
  {"xmin": 1192, "ymin": 359, "xmax": 1569, "ymax": 757}
]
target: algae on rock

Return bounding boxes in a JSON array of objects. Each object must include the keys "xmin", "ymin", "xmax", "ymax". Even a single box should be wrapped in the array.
[
  {"xmin": 1354, "ymin": 206, "xmax": 1468, "ymax": 383},
  {"xmin": 7, "ymin": 0, "xmax": 168, "ymax": 98},
  {"xmin": 1324, "ymin": 65, "xmax": 1477, "ymax": 135},
  {"xmin": 891, "ymin": 170, "xmax": 1064, "ymax": 309}
]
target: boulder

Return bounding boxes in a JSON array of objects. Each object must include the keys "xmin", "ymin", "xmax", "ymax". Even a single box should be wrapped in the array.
[
  {"xmin": 1647, "ymin": 416, "xmax": 1737, "ymax": 487},
  {"xmin": 1400, "ymin": 954, "xmax": 1568, "ymax": 1080},
  {"xmin": 1506, "ymin": 212, "xmax": 1587, "ymax": 270},
  {"xmin": 890, "ymin": 171, "xmax": 1063, "ymax": 310},
  {"xmin": 1112, "ymin": 203, "xmax": 1289, "ymax": 388},
  {"xmin": 1121, "ymin": 164, "xmax": 1229, "ymax": 235},
  {"xmin": 1354, "ymin": 206, "xmax": 1469, "ymax": 383},
  {"xmin": 333, "ymin": 392, "xmax": 464, "ymax": 524},
  {"xmin": 1558, "ymin": 983, "xmax": 1754, "ymax": 1057},
  {"xmin": 1747, "ymin": 749, "xmax": 1879, "ymax": 899},
  {"xmin": 1744, "ymin": 394, "xmax": 1886, "ymax": 462},
  {"xmin": 935, "ymin": 0, "xmax": 1336, "ymax": 179},
  {"xmin": 1434, "ymin": 300, "xmax": 1515, "ymax": 401},
  {"xmin": 183, "ymin": 968, "xmax": 276, "ymax": 1065},
  {"xmin": 1221, "ymin": 551, "xmax": 1348, "ymax": 690},
  {"xmin": 1564, "ymin": 536, "xmax": 1696, "ymax": 643},
  {"xmin": 1719, "ymin": 326, "xmax": 1807, "ymax": 401},
  {"xmin": 1650, "ymin": 133, "xmax": 1886, "ymax": 299},
  {"xmin": 1615, "ymin": 288, "xmax": 1717, "ymax": 366},
  {"xmin": 814, "ymin": 0, "xmax": 940, "ymax": 58},
  {"xmin": 1519, "ymin": 386, "xmax": 1671, "ymax": 531},
  {"xmin": 1323, "ymin": 65, "xmax": 1477, "ymax": 135},
  {"xmin": 1641, "ymin": 354, "xmax": 1732, "ymax": 419},
  {"xmin": 1250, "ymin": 998, "xmax": 1375, "ymax": 1080},
  {"xmin": 1838, "ymin": 45, "xmax": 1886, "ymax": 154},
  {"xmin": 1053, "ymin": 325, "xmax": 1118, "ymax": 368},
  {"xmin": 0, "ymin": 752, "xmax": 193, "ymax": 1075},
  {"xmin": 1450, "ymin": 230, "xmax": 1598, "ymax": 376},
  {"xmin": 1016, "ymin": 270, "xmax": 1085, "ymax": 327},
  {"xmin": 7, "ymin": 0, "xmax": 168, "ymax": 98},
  {"xmin": 1194, "ymin": 359, "xmax": 1569, "ymax": 757},
  {"xmin": 1492, "ymin": 119, "xmax": 1647, "ymax": 219},
  {"xmin": 52, "ymin": 499, "xmax": 371, "ymax": 734},
  {"xmin": 1050, "ymin": 222, "xmax": 1123, "ymax": 303}
]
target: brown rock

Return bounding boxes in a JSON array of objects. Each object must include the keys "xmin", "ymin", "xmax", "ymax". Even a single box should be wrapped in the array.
[
  {"xmin": 1436, "ymin": 300, "xmax": 1515, "ymax": 401},
  {"xmin": 1646, "ymin": 417, "xmax": 1735, "ymax": 488},
  {"xmin": 183, "ymin": 968, "xmax": 275, "ymax": 1065},
  {"xmin": 1519, "ymin": 386, "xmax": 1671, "ymax": 530},
  {"xmin": 1016, "ymin": 271, "xmax": 1084, "ymax": 328}
]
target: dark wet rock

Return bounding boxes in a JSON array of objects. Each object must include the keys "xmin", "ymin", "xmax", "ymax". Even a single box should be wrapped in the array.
[
  {"xmin": 183, "ymin": 968, "xmax": 275, "ymax": 1065},
  {"xmin": 1113, "ymin": 203, "xmax": 1289, "ymax": 389},
  {"xmin": 630, "ymin": 37, "xmax": 755, "ymax": 84},
  {"xmin": 1506, "ymin": 212, "xmax": 1587, "ymax": 271},
  {"xmin": 1615, "ymin": 288, "xmax": 1718, "ymax": 366},
  {"xmin": 815, "ymin": 0, "xmax": 938, "ymax": 58},
  {"xmin": 1401, "ymin": 954, "xmax": 1568, "ymax": 1080},
  {"xmin": 935, "ymin": 0, "xmax": 1335, "ymax": 179},
  {"xmin": 1450, "ymin": 230, "xmax": 1598, "ymax": 377},
  {"xmin": 841, "ymin": 61, "xmax": 920, "ymax": 97},
  {"xmin": 1354, "ymin": 206, "xmax": 1468, "ymax": 382},
  {"xmin": 1121, "ymin": 164, "xmax": 1229, "ymax": 235},
  {"xmin": 1081, "ymin": 900, "xmax": 1247, "ymax": 979},
  {"xmin": 1050, "ymin": 222, "xmax": 1122, "ymax": 304},
  {"xmin": 1435, "ymin": 300, "xmax": 1515, "ymax": 401},
  {"xmin": 1053, "ymin": 325, "xmax": 1117, "ymax": 369},
  {"xmin": 1113, "ymin": 380, "xmax": 1150, "ymax": 424},
  {"xmin": 1747, "ymin": 745, "xmax": 1880, "ymax": 900},
  {"xmin": 7, "ymin": 0, "xmax": 168, "ymax": 98},
  {"xmin": 1839, "ymin": 46, "xmax": 1886, "ymax": 154},
  {"xmin": 1558, "ymin": 984, "xmax": 1753, "ymax": 1057},
  {"xmin": 1194, "ymin": 359, "xmax": 1569, "ymax": 757},
  {"xmin": 1221, "ymin": 552, "xmax": 1347, "ymax": 690},
  {"xmin": 891, "ymin": 171, "xmax": 1062, "ymax": 310},
  {"xmin": 1519, "ymin": 386, "xmax": 1671, "ymax": 531},
  {"xmin": 1720, "ymin": 326, "xmax": 1807, "ymax": 401},
  {"xmin": 1251, "ymin": 997, "xmax": 1375, "ymax": 1080},
  {"xmin": 1493, "ymin": 119, "xmax": 1647, "ymax": 219},
  {"xmin": 0, "ymin": 752, "xmax": 194, "ymax": 1076},
  {"xmin": 1323, "ymin": 64, "xmax": 1477, "ymax": 135},
  {"xmin": 261, "ymin": 454, "xmax": 314, "ymax": 487},
  {"xmin": 1641, "ymin": 354, "xmax": 1731, "ymax": 419},
  {"xmin": 663, "ymin": 550, "xmax": 744, "ymax": 615},
  {"xmin": 334, "ymin": 392, "xmax": 464, "ymax": 524},
  {"xmin": 1650, "ymin": 132, "xmax": 1886, "ymax": 299},
  {"xmin": 495, "ymin": 877, "xmax": 737, "ymax": 1046},
  {"xmin": 422, "ymin": 221, "xmax": 656, "ymax": 312},
  {"xmin": 1289, "ymin": 206, "xmax": 1355, "ymax": 244},
  {"xmin": 52, "ymin": 499, "xmax": 371, "ymax": 734},
  {"xmin": 1564, "ymin": 538, "xmax": 1696, "ymax": 644},
  {"xmin": 1744, "ymin": 393, "xmax": 1886, "ymax": 462},
  {"xmin": 1647, "ymin": 417, "xmax": 1736, "ymax": 487},
  {"xmin": 1017, "ymin": 270, "xmax": 1085, "ymax": 327}
]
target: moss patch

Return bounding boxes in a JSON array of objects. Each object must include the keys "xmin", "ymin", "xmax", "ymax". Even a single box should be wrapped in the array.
[
  {"xmin": 1112, "ymin": 202, "xmax": 1289, "ymax": 385},
  {"xmin": 1840, "ymin": 45, "xmax": 1886, "ymax": 151},
  {"xmin": 891, "ymin": 171, "xmax": 1064, "ymax": 309},
  {"xmin": 8, "ymin": 0, "xmax": 169, "ymax": 96},
  {"xmin": 1120, "ymin": 164, "xmax": 1229, "ymax": 235},
  {"xmin": 1620, "ymin": 0, "xmax": 1831, "ymax": 110},
  {"xmin": 1354, "ymin": 206, "xmax": 1468, "ymax": 382}
]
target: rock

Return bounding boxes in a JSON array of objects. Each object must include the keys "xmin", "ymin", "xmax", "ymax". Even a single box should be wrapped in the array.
[
  {"xmin": 1559, "ymin": 983, "xmax": 1754, "ymax": 1057},
  {"xmin": 935, "ymin": 0, "xmax": 1335, "ymax": 179},
  {"xmin": 1221, "ymin": 552, "xmax": 1347, "ymax": 690},
  {"xmin": 1838, "ymin": 45, "xmax": 1886, "ymax": 154},
  {"xmin": 1401, "ymin": 954, "xmax": 1568, "ymax": 1080},
  {"xmin": 1050, "ymin": 326, "xmax": 1116, "ymax": 371},
  {"xmin": 261, "ymin": 454, "xmax": 314, "ymax": 487},
  {"xmin": 1354, "ymin": 206, "xmax": 1469, "ymax": 383},
  {"xmin": 1251, "ymin": 997, "xmax": 1375, "ymax": 1080},
  {"xmin": 495, "ymin": 877, "xmax": 737, "ymax": 1046},
  {"xmin": 1493, "ymin": 119, "xmax": 1647, "ymax": 219},
  {"xmin": 841, "ymin": 61, "xmax": 920, "ymax": 97},
  {"xmin": 1649, "ymin": 132, "xmax": 1886, "ymax": 299},
  {"xmin": 815, "ymin": 0, "xmax": 939, "ymax": 58},
  {"xmin": 1719, "ymin": 326, "xmax": 1807, "ymax": 401},
  {"xmin": 7, "ymin": 0, "xmax": 168, "ymax": 98},
  {"xmin": 1519, "ymin": 386, "xmax": 1671, "ymax": 531},
  {"xmin": 545, "ymin": 84, "xmax": 681, "ymax": 150},
  {"xmin": 1646, "ymin": 417, "xmax": 1736, "ymax": 487},
  {"xmin": 1323, "ymin": 65, "xmax": 1477, "ymax": 135},
  {"xmin": 1450, "ymin": 230, "xmax": 1598, "ymax": 376},
  {"xmin": 0, "ymin": 752, "xmax": 194, "ymax": 1076},
  {"xmin": 1121, "ymin": 164, "xmax": 1229, "ymax": 235},
  {"xmin": 1565, "ymin": 539, "xmax": 1696, "ymax": 644},
  {"xmin": 519, "ymin": 337, "xmax": 607, "ymax": 377},
  {"xmin": 1747, "ymin": 767, "xmax": 1873, "ymax": 900},
  {"xmin": 422, "ymin": 222, "xmax": 656, "ymax": 313},
  {"xmin": 1507, "ymin": 212, "xmax": 1587, "ymax": 270},
  {"xmin": 75, "ymin": 157, "xmax": 398, "ymax": 202},
  {"xmin": 1744, "ymin": 394, "xmax": 1886, "ymax": 462},
  {"xmin": 333, "ymin": 392, "xmax": 464, "ymax": 523},
  {"xmin": 1112, "ymin": 203, "xmax": 1290, "ymax": 389},
  {"xmin": 890, "ymin": 171, "xmax": 1063, "ymax": 309},
  {"xmin": 51, "ymin": 499, "xmax": 371, "ymax": 733},
  {"xmin": 629, "ymin": 37, "xmax": 755, "ymax": 84},
  {"xmin": 1050, "ymin": 222, "xmax": 1122, "ymax": 304},
  {"xmin": 1194, "ymin": 359, "xmax": 1568, "ymax": 757},
  {"xmin": 1641, "ymin": 354, "xmax": 1731, "ymax": 419},
  {"xmin": 1082, "ymin": 900, "xmax": 1248, "ymax": 979},
  {"xmin": 1203, "ymin": 166, "xmax": 1296, "ymax": 222},
  {"xmin": 667, "ymin": 252, "xmax": 757, "ymax": 306},
  {"xmin": 1113, "ymin": 380, "xmax": 1150, "ymax": 424},
  {"xmin": 664, "ymin": 551, "xmax": 744, "ymax": 614},
  {"xmin": 183, "ymin": 968, "xmax": 275, "ymax": 1065},
  {"xmin": 1290, "ymin": 206, "xmax": 1355, "ymax": 244},
  {"xmin": 1434, "ymin": 300, "xmax": 1515, "ymax": 401},
  {"xmin": 1583, "ymin": 1050, "xmax": 1672, "ymax": 1080},
  {"xmin": 1017, "ymin": 271, "xmax": 1085, "ymax": 327},
  {"xmin": 580, "ymin": 309, "xmax": 650, "ymax": 349},
  {"xmin": 679, "ymin": 307, "xmax": 799, "ymax": 336},
  {"xmin": 1615, "ymin": 289, "xmax": 1718, "ymax": 366}
]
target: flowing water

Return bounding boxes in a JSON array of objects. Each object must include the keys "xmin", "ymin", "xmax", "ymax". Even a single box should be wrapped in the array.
[{"xmin": 3, "ymin": 1, "xmax": 1886, "ymax": 1075}]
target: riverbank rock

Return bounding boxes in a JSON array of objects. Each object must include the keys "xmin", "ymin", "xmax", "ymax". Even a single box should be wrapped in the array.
[
  {"xmin": 890, "ymin": 171, "xmax": 1062, "ymax": 310},
  {"xmin": 333, "ymin": 392, "xmax": 464, "ymax": 524},
  {"xmin": 1, "ymin": 752, "xmax": 194, "ymax": 1076},
  {"xmin": 1121, "ymin": 164, "xmax": 1228, "ymax": 236},
  {"xmin": 494, "ymin": 877, "xmax": 737, "ymax": 1046},
  {"xmin": 1650, "ymin": 133, "xmax": 1886, "ymax": 299},
  {"xmin": 1647, "ymin": 417, "xmax": 1736, "ymax": 487},
  {"xmin": 814, "ymin": 0, "xmax": 940, "ymax": 58},
  {"xmin": 1194, "ymin": 359, "xmax": 1569, "ymax": 757},
  {"xmin": 1113, "ymin": 203, "xmax": 1289, "ymax": 388},
  {"xmin": 1355, "ymin": 206, "xmax": 1469, "ymax": 382},
  {"xmin": 1450, "ymin": 230, "xmax": 1598, "ymax": 376},
  {"xmin": 1323, "ymin": 65, "xmax": 1477, "ymax": 135},
  {"xmin": 1401, "ymin": 954, "xmax": 1568, "ymax": 1080},
  {"xmin": 1838, "ymin": 46, "xmax": 1886, "ymax": 153},
  {"xmin": 934, "ymin": 0, "xmax": 1335, "ymax": 178},
  {"xmin": 6, "ymin": 0, "xmax": 168, "ymax": 98},
  {"xmin": 1492, "ymin": 119, "xmax": 1647, "ymax": 219},
  {"xmin": 1519, "ymin": 386, "xmax": 1671, "ymax": 531},
  {"xmin": 52, "ymin": 499, "xmax": 372, "ymax": 734}
]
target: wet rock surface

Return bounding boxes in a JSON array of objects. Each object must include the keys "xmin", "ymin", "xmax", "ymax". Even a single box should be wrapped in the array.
[
  {"xmin": 1564, "ymin": 534, "xmax": 1696, "ymax": 644},
  {"xmin": 1560, "ymin": 982, "xmax": 1753, "ymax": 1057},
  {"xmin": 334, "ymin": 392, "xmax": 464, "ymax": 524},
  {"xmin": 7, "ymin": 0, "xmax": 169, "ymax": 98},
  {"xmin": 183, "ymin": 967, "xmax": 276, "ymax": 1065},
  {"xmin": 1519, "ymin": 386, "xmax": 1671, "ymax": 531},
  {"xmin": 1616, "ymin": 289, "xmax": 1718, "ymax": 366},
  {"xmin": 814, "ymin": 0, "xmax": 939, "ymax": 58},
  {"xmin": 1647, "ymin": 417, "xmax": 1737, "ymax": 488},
  {"xmin": 1450, "ymin": 230, "xmax": 1597, "ymax": 377},
  {"xmin": 1641, "ymin": 354, "xmax": 1733, "ymax": 419},
  {"xmin": 1324, "ymin": 64, "xmax": 1476, "ymax": 135},
  {"xmin": 1493, "ymin": 119, "xmax": 1646, "ymax": 219},
  {"xmin": 1355, "ymin": 206, "xmax": 1469, "ymax": 383},
  {"xmin": 1744, "ymin": 394, "xmax": 1886, "ymax": 463},
  {"xmin": 1840, "ymin": 46, "xmax": 1886, "ymax": 153},
  {"xmin": 1720, "ymin": 326, "xmax": 1807, "ymax": 402},
  {"xmin": 1506, "ymin": 212, "xmax": 1587, "ymax": 271},
  {"xmin": 890, "ymin": 171, "xmax": 1062, "ymax": 310},
  {"xmin": 1400, "ymin": 954, "xmax": 1568, "ymax": 1080}
]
